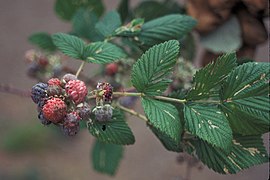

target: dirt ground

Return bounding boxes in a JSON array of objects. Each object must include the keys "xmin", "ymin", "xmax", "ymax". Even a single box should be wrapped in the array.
[{"xmin": 0, "ymin": 1, "xmax": 269, "ymax": 180}]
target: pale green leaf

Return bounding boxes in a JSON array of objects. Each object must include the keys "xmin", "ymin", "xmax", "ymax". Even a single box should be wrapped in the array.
[
  {"xmin": 201, "ymin": 16, "xmax": 242, "ymax": 53},
  {"xmin": 84, "ymin": 42, "xmax": 126, "ymax": 64},
  {"xmin": 136, "ymin": 14, "xmax": 197, "ymax": 48},
  {"xmin": 221, "ymin": 62, "xmax": 270, "ymax": 135},
  {"xmin": 95, "ymin": 11, "xmax": 122, "ymax": 38},
  {"xmin": 188, "ymin": 135, "xmax": 268, "ymax": 174},
  {"xmin": 87, "ymin": 109, "xmax": 135, "ymax": 145},
  {"xmin": 184, "ymin": 104, "xmax": 232, "ymax": 152},
  {"xmin": 142, "ymin": 98, "xmax": 182, "ymax": 152},
  {"xmin": 131, "ymin": 40, "xmax": 179, "ymax": 95},
  {"xmin": 187, "ymin": 53, "xmax": 237, "ymax": 100},
  {"xmin": 91, "ymin": 140, "xmax": 124, "ymax": 176},
  {"xmin": 52, "ymin": 33, "xmax": 85, "ymax": 59},
  {"xmin": 28, "ymin": 32, "xmax": 56, "ymax": 52}
]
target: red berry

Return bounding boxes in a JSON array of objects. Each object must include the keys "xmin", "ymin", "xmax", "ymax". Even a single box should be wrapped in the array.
[
  {"xmin": 48, "ymin": 78, "xmax": 61, "ymax": 86},
  {"xmin": 105, "ymin": 63, "xmax": 118, "ymax": 76},
  {"xmin": 97, "ymin": 82, "xmax": 113, "ymax": 103},
  {"xmin": 65, "ymin": 80, "xmax": 87, "ymax": 104},
  {"xmin": 42, "ymin": 97, "xmax": 67, "ymax": 123}
]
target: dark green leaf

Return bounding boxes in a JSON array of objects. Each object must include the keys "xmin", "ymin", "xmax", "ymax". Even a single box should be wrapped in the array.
[
  {"xmin": 91, "ymin": 140, "xmax": 124, "ymax": 176},
  {"xmin": 117, "ymin": 0, "xmax": 130, "ymax": 22},
  {"xmin": 84, "ymin": 42, "xmax": 126, "ymax": 64},
  {"xmin": 52, "ymin": 33, "xmax": 85, "ymax": 59},
  {"xmin": 95, "ymin": 11, "xmax": 122, "ymax": 38},
  {"xmin": 72, "ymin": 8, "xmax": 103, "ymax": 41},
  {"xmin": 136, "ymin": 14, "xmax": 196, "ymax": 49},
  {"xmin": 220, "ymin": 62, "xmax": 270, "ymax": 135},
  {"xmin": 187, "ymin": 53, "xmax": 237, "ymax": 100},
  {"xmin": 87, "ymin": 109, "xmax": 135, "ymax": 145},
  {"xmin": 142, "ymin": 98, "xmax": 182, "ymax": 152},
  {"xmin": 54, "ymin": 0, "xmax": 104, "ymax": 21},
  {"xmin": 180, "ymin": 33, "xmax": 196, "ymax": 61},
  {"xmin": 201, "ymin": 16, "xmax": 242, "ymax": 53},
  {"xmin": 184, "ymin": 104, "xmax": 232, "ymax": 152},
  {"xmin": 131, "ymin": 40, "xmax": 179, "ymax": 95},
  {"xmin": 188, "ymin": 135, "xmax": 268, "ymax": 174},
  {"xmin": 28, "ymin": 32, "xmax": 56, "ymax": 52}
]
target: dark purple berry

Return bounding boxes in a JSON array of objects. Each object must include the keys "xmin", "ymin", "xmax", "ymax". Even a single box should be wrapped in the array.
[
  {"xmin": 31, "ymin": 82, "xmax": 48, "ymax": 104},
  {"xmin": 97, "ymin": 82, "xmax": 113, "ymax": 103},
  {"xmin": 27, "ymin": 62, "xmax": 40, "ymax": 78},
  {"xmin": 38, "ymin": 111, "xmax": 51, "ymax": 125},
  {"xmin": 77, "ymin": 103, "xmax": 91, "ymax": 119},
  {"xmin": 61, "ymin": 112, "xmax": 81, "ymax": 136},
  {"xmin": 93, "ymin": 104, "xmax": 113, "ymax": 122},
  {"xmin": 46, "ymin": 85, "xmax": 64, "ymax": 97}
]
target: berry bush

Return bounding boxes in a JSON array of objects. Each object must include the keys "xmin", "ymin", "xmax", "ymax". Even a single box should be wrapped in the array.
[{"xmin": 22, "ymin": 0, "xmax": 270, "ymax": 178}]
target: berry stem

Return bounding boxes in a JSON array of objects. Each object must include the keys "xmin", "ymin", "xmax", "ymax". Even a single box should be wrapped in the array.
[
  {"xmin": 76, "ymin": 61, "xmax": 86, "ymax": 78},
  {"xmin": 116, "ymin": 103, "xmax": 148, "ymax": 122}
]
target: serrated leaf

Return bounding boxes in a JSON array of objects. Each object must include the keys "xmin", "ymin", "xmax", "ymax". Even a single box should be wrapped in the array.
[
  {"xmin": 136, "ymin": 14, "xmax": 196, "ymax": 49},
  {"xmin": 131, "ymin": 40, "xmax": 179, "ymax": 95},
  {"xmin": 84, "ymin": 42, "xmax": 126, "ymax": 64},
  {"xmin": 72, "ymin": 8, "xmax": 103, "ymax": 41},
  {"xmin": 220, "ymin": 62, "xmax": 270, "ymax": 135},
  {"xmin": 189, "ymin": 135, "xmax": 268, "ymax": 174},
  {"xmin": 28, "ymin": 32, "xmax": 56, "ymax": 52},
  {"xmin": 187, "ymin": 53, "xmax": 237, "ymax": 100},
  {"xmin": 142, "ymin": 98, "xmax": 182, "ymax": 152},
  {"xmin": 95, "ymin": 11, "xmax": 122, "ymax": 38},
  {"xmin": 52, "ymin": 33, "xmax": 85, "ymax": 59},
  {"xmin": 117, "ymin": 0, "xmax": 129, "ymax": 22},
  {"xmin": 184, "ymin": 104, "xmax": 232, "ymax": 152},
  {"xmin": 91, "ymin": 140, "xmax": 124, "ymax": 176},
  {"xmin": 201, "ymin": 16, "xmax": 242, "ymax": 53},
  {"xmin": 54, "ymin": 0, "xmax": 104, "ymax": 21},
  {"xmin": 87, "ymin": 109, "xmax": 135, "ymax": 145},
  {"xmin": 180, "ymin": 33, "xmax": 196, "ymax": 61}
]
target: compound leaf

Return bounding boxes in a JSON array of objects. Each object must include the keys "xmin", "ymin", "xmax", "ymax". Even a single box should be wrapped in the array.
[
  {"xmin": 91, "ymin": 140, "xmax": 124, "ymax": 176},
  {"xmin": 84, "ymin": 42, "xmax": 126, "ymax": 64},
  {"xmin": 87, "ymin": 109, "xmax": 135, "ymax": 145},
  {"xmin": 28, "ymin": 32, "xmax": 56, "ymax": 52},
  {"xmin": 52, "ymin": 33, "xmax": 85, "ymax": 59},
  {"xmin": 132, "ymin": 40, "xmax": 179, "ymax": 95},
  {"xmin": 187, "ymin": 53, "xmax": 237, "ymax": 100},
  {"xmin": 184, "ymin": 104, "xmax": 232, "ymax": 152},
  {"xmin": 189, "ymin": 135, "xmax": 268, "ymax": 174},
  {"xmin": 142, "ymin": 98, "xmax": 182, "ymax": 152}
]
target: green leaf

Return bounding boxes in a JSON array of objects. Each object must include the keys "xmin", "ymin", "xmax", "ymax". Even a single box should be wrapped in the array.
[
  {"xmin": 187, "ymin": 53, "xmax": 237, "ymax": 100},
  {"xmin": 137, "ymin": 14, "xmax": 197, "ymax": 49},
  {"xmin": 220, "ymin": 62, "xmax": 270, "ymax": 135},
  {"xmin": 52, "ymin": 33, "xmax": 85, "ymax": 59},
  {"xmin": 91, "ymin": 140, "xmax": 124, "ymax": 176},
  {"xmin": 28, "ymin": 32, "xmax": 56, "ymax": 52},
  {"xmin": 188, "ymin": 135, "xmax": 268, "ymax": 174},
  {"xmin": 180, "ymin": 33, "xmax": 196, "ymax": 61},
  {"xmin": 117, "ymin": 0, "xmax": 130, "ymax": 22},
  {"xmin": 87, "ymin": 109, "xmax": 135, "ymax": 145},
  {"xmin": 200, "ymin": 16, "xmax": 242, "ymax": 53},
  {"xmin": 54, "ymin": 0, "xmax": 104, "ymax": 21},
  {"xmin": 142, "ymin": 98, "xmax": 182, "ymax": 152},
  {"xmin": 131, "ymin": 40, "xmax": 179, "ymax": 95},
  {"xmin": 184, "ymin": 104, "xmax": 232, "ymax": 152},
  {"xmin": 72, "ymin": 8, "xmax": 103, "ymax": 41},
  {"xmin": 84, "ymin": 42, "xmax": 126, "ymax": 64},
  {"xmin": 95, "ymin": 11, "xmax": 122, "ymax": 38}
]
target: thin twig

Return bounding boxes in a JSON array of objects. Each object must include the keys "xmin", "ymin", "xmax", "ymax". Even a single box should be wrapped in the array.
[
  {"xmin": 76, "ymin": 61, "xmax": 86, "ymax": 78},
  {"xmin": 116, "ymin": 103, "xmax": 148, "ymax": 122}
]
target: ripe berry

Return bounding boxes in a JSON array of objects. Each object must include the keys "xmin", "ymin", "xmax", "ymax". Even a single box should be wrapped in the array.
[
  {"xmin": 61, "ymin": 111, "xmax": 81, "ymax": 136},
  {"xmin": 77, "ymin": 103, "xmax": 91, "ymax": 119},
  {"xmin": 93, "ymin": 104, "xmax": 113, "ymax": 122},
  {"xmin": 38, "ymin": 111, "xmax": 51, "ymax": 125},
  {"xmin": 105, "ymin": 63, "xmax": 118, "ymax": 76},
  {"xmin": 48, "ymin": 78, "xmax": 61, "ymax": 86},
  {"xmin": 65, "ymin": 80, "xmax": 87, "ymax": 105},
  {"xmin": 42, "ymin": 97, "xmax": 67, "ymax": 123},
  {"xmin": 97, "ymin": 82, "xmax": 113, "ymax": 103},
  {"xmin": 31, "ymin": 82, "xmax": 48, "ymax": 104},
  {"xmin": 62, "ymin": 73, "xmax": 77, "ymax": 83}
]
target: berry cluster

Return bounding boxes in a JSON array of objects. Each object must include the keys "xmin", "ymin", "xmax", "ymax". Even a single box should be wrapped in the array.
[
  {"xmin": 93, "ymin": 82, "xmax": 114, "ymax": 122},
  {"xmin": 31, "ymin": 74, "xmax": 90, "ymax": 136}
]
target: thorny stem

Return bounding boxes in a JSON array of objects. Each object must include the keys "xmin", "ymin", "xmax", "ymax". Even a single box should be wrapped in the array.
[
  {"xmin": 76, "ymin": 61, "xmax": 86, "ymax": 78},
  {"xmin": 116, "ymin": 103, "xmax": 148, "ymax": 123}
]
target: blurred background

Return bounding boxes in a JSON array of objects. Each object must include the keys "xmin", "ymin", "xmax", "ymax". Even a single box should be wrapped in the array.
[{"xmin": 0, "ymin": 0, "xmax": 268, "ymax": 180}]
